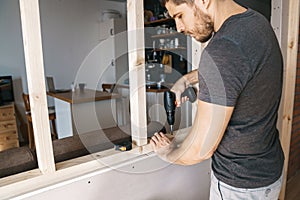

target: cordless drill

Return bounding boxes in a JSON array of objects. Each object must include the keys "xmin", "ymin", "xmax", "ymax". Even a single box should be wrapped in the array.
[{"xmin": 164, "ymin": 87, "xmax": 197, "ymax": 134}]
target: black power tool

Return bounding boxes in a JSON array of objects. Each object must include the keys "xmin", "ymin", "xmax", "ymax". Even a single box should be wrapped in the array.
[{"xmin": 164, "ymin": 87, "xmax": 197, "ymax": 134}]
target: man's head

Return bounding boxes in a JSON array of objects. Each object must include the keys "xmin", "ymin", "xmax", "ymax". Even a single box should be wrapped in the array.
[
  {"xmin": 160, "ymin": 0, "xmax": 194, "ymax": 6},
  {"xmin": 160, "ymin": 0, "xmax": 214, "ymax": 43}
]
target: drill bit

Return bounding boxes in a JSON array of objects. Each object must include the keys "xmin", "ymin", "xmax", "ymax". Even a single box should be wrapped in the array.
[{"xmin": 170, "ymin": 125, "xmax": 174, "ymax": 134}]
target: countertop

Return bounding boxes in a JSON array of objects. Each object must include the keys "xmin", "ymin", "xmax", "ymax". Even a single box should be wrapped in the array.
[
  {"xmin": 47, "ymin": 89, "xmax": 120, "ymax": 104},
  {"xmin": 102, "ymin": 83, "xmax": 171, "ymax": 93}
]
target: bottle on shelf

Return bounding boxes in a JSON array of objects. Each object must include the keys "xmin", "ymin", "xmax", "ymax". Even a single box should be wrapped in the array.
[
  {"xmin": 178, "ymin": 54, "xmax": 186, "ymax": 71},
  {"xmin": 175, "ymin": 38, "xmax": 179, "ymax": 48},
  {"xmin": 153, "ymin": 51, "xmax": 157, "ymax": 61}
]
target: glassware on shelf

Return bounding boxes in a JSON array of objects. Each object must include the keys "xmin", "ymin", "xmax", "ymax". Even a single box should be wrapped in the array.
[
  {"xmin": 160, "ymin": 73, "xmax": 166, "ymax": 82},
  {"xmin": 159, "ymin": 38, "xmax": 165, "ymax": 49},
  {"xmin": 175, "ymin": 38, "xmax": 179, "ymax": 48}
]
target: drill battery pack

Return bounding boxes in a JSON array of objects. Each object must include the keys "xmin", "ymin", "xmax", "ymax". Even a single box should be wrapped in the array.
[{"xmin": 115, "ymin": 141, "xmax": 132, "ymax": 152}]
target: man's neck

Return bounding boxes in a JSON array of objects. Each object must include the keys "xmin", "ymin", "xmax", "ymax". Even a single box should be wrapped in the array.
[{"xmin": 210, "ymin": 0, "xmax": 247, "ymax": 32}]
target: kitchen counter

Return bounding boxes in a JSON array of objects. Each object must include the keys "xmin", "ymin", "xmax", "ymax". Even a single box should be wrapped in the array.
[
  {"xmin": 102, "ymin": 83, "xmax": 171, "ymax": 93},
  {"xmin": 101, "ymin": 82, "xmax": 191, "ymax": 132},
  {"xmin": 47, "ymin": 89, "xmax": 120, "ymax": 138},
  {"xmin": 47, "ymin": 89, "xmax": 120, "ymax": 104}
]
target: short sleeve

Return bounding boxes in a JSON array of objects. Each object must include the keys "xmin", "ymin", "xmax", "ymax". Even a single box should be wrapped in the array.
[{"xmin": 198, "ymin": 38, "xmax": 253, "ymax": 106}]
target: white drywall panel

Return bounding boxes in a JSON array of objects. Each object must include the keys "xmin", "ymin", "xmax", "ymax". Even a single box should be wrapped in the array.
[{"xmin": 22, "ymin": 156, "xmax": 211, "ymax": 200}]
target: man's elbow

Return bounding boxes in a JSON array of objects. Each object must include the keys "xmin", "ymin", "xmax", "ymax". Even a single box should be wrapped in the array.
[
  {"xmin": 176, "ymin": 151, "xmax": 213, "ymax": 165},
  {"xmin": 188, "ymin": 149, "xmax": 215, "ymax": 165},
  {"xmin": 200, "ymin": 150, "xmax": 214, "ymax": 160}
]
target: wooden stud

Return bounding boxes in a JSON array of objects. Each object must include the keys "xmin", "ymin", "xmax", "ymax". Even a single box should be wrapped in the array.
[
  {"xmin": 19, "ymin": 0, "xmax": 55, "ymax": 174},
  {"xmin": 277, "ymin": 0, "xmax": 300, "ymax": 199},
  {"xmin": 2, "ymin": 0, "xmax": 298, "ymax": 199},
  {"xmin": 127, "ymin": 0, "xmax": 148, "ymax": 146},
  {"xmin": 0, "ymin": 142, "xmax": 155, "ymax": 199}
]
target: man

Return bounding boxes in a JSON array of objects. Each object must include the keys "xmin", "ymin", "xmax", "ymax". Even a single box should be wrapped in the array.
[
  {"xmin": 234, "ymin": 0, "xmax": 272, "ymax": 21},
  {"xmin": 150, "ymin": 0, "xmax": 284, "ymax": 199}
]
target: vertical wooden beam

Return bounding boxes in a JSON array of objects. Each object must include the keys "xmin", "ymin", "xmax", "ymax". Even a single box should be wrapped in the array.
[
  {"xmin": 277, "ymin": 0, "xmax": 300, "ymax": 199},
  {"xmin": 127, "ymin": 0, "xmax": 147, "ymax": 146},
  {"xmin": 19, "ymin": 0, "xmax": 55, "ymax": 174}
]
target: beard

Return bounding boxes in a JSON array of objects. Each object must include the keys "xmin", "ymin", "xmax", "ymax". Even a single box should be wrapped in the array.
[{"xmin": 187, "ymin": 6, "xmax": 214, "ymax": 43}]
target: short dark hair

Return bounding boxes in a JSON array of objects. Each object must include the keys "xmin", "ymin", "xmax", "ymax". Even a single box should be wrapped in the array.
[{"xmin": 160, "ymin": 0, "xmax": 194, "ymax": 6}]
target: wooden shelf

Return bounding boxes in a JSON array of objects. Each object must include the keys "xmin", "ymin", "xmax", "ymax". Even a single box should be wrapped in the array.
[
  {"xmin": 151, "ymin": 32, "xmax": 180, "ymax": 38},
  {"xmin": 144, "ymin": 18, "xmax": 174, "ymax": 26},
  {"xmin": 102, "ymin": 83, "xmax": 172, "ymax": 93},
  {"xmin": 47, "ymin": 89, "xmax": 120, "ymax": 104},
  {"xmin": 152, "ymin": 47, "xmax": 187, "ymax": 52}
]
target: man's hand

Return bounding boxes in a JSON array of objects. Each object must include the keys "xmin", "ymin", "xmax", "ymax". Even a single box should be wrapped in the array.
[
  {"xmin": 150, "ymin": 132, "xmax": 174, "ymax": 162},
  {"xmin": 171, "ymin": 70, "xmax": 199, "ymax": 107},
  {"xmin": 170, "ymin": 78, "xmax": 187, "ymax": 107},
  {"xmin": 150, "ymin": 132, "xmax": 171, "ymax": 152}
]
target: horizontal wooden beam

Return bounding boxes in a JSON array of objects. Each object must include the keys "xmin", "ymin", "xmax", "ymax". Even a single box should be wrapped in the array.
[{"xmin": 0, "ymin": 146, "xmax": 153, "ymax": 199}]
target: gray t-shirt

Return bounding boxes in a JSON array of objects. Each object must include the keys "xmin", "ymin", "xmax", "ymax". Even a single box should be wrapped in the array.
[{"xmin": 198, "ymin": 8, "xmax": 284, "ymax": 188}]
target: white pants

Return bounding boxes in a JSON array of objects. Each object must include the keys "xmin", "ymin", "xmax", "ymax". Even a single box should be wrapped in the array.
[{"xmin": 209, "ymin": 171, "xmax": 283, "ymax": 200}]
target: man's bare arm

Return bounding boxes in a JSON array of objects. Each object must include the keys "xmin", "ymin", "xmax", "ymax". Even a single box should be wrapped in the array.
[{"xmin": 151, "ymin": 100, "xmax": 234, "ymax": 165}]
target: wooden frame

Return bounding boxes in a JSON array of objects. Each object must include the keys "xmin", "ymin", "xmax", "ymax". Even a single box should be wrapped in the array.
[
  {"xmin": 127, "ymin": 0, "xmax": 147, "ymax": 147},
  {"xmin": 19, "ymin": 0, "xmax": 55, "ymax": 174},
  {"xmin": 0, "ymin": 0, "xmax": 299, "ymax": 199},
  {"xmin": 0, "ymin": 0, "xmax": 149, "ymax": 198},
  {"xmin": 277, "ymin": 0, "xmax": 300, "ymax": 199}
]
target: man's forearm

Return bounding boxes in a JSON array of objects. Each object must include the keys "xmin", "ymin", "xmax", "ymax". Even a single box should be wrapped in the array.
[
  {"xmin": 165, "ymin": 147, "xmax": 192, "ymax": 165},
  {"xmin": 158, "ymin": 142, "xmax": 204, "ymax": 165},
  {"xmin": 156, "ymin": 140, "xmax": 189, "ymax": 165},
  {"xmin": 156, "ymin": 132, "xmax": 204, "ymax": 166},
  {"xmin": 184, "ymin": 69, "xmax": 199, "ymax": 86}
]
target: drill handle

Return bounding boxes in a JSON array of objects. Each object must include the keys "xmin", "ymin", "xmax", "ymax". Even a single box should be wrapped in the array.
[
  {"xmin": 181, "ymin": 87, "xmax": 197, "ymax": 103},
  {"xmin": 164, "ymin": 90, "xmax": 176, "ymax": 126},
  {"xmin": 164, "ymin": 90, "xmax": 176, "ymax": 112}
]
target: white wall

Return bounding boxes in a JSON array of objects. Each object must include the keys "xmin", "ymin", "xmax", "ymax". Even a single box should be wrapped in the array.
[
  {"xmin": 0, "ymin": 0, "xmax": 126, "ymax": 96},
  {"xmin": 21, "ymin": 155, "xmax": 211, "ymax": 200},
  {"xmin": 39, "ymin": 0, "xmax": 126, "ymax": 90},
  {"xmin": 0, "ymin": 0, "xmax": 126, "ymax": 124},
  {"xmin": 0, "ymin": 0, "xmax": 26, "ymax": 105}
]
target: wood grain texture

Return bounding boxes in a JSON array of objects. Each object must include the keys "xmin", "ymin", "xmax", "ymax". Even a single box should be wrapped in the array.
[
  {"xmin": 277, "ymin": 0, "xmax": 300, "ymax": 199},
  {"xmin": 19, "ymin": 0, "xmax": 55, "ymax": 174},
  {"xmin": 127, "ymin": 0, "xmax": 148, "ymax": 146}
]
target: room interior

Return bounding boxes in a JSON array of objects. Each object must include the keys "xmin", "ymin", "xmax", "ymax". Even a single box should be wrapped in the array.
[{"xmin": 0, "ymin": 0, "xmax": 299, "ymax": 199}]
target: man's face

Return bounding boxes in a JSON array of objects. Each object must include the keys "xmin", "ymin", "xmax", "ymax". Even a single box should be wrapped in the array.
[{"xmin": 166, "ymin": 1, "xmax": 214, "ymax": 43}]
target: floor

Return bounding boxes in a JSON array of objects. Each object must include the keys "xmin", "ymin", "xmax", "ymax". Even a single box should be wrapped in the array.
[{"xmin": 286, "ymin": 172, "xmax": 300, "ymax": 200}]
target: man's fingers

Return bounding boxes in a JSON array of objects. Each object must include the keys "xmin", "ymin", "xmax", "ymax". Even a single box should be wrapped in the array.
[
  {"xmin": 150, "ymin": 139, "xmax": 157, "ymax": 152},
  {"xmin": 171, "ymin": 90, "xmax": 182, "ymax": 107},
  {"xmin": 151, "ymin": 132, "xmax": 171, "ymax": 148},
  {"xmin": 159, "ymin": 132, "xmax": 171, "ymax": 144},
  {"xmin": 151, "ymin": 133, "xmax": 159, "ymax": 144}
]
